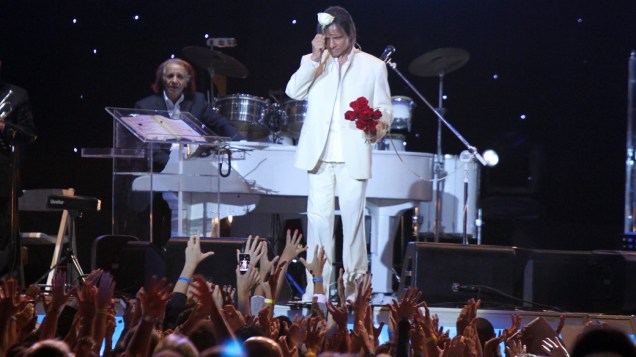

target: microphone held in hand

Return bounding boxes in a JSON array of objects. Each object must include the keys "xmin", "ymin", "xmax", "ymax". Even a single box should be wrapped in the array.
[
  {"xmin": 451, "ymin": 282, "xmax": 480, "ymax": 293},
  {"xmin": 380, "ymin": 45, "xmax": 396, "ymax": 62}
]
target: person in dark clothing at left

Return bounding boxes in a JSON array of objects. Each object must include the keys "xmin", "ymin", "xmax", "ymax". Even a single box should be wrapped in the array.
[{"xmin": 0, "ymin": 60, "xmax": 37, "ymax": 277}]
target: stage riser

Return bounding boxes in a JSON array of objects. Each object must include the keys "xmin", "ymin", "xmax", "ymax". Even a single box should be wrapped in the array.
[{"xmin": 398, "ymin": 242, "xmax": 636, "ymax": 314}]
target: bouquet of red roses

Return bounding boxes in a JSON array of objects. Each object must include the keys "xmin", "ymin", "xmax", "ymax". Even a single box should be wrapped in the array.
[{"xmin": 344, "ymin": 96, "xmax": 383, "ymax": 137}]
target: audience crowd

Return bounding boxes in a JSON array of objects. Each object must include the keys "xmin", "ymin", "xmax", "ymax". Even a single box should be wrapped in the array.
[{"xmin": 0, "ymin": 230, "xmax": 635, "ymax": 357}]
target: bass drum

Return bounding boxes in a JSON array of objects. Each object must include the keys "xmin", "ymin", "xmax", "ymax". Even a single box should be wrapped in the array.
[
  {"xmin": 391, "ymin": 96, "xmax": 415, "ymax": 132},
  {"xmin": 282, "ymin": 99, "xmax": 307, "ymax": 139},
  {"xmin": 215, "ymin": 94, "xmax": 270, "ymax": 141},
  {"xmin": 373, "ymin": 134, "xmax": 406, "ymax": 151}
]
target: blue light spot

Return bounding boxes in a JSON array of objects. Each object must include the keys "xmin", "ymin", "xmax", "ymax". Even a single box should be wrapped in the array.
[
  {"xmin": 520, "ymin": 114, "xmax": 526, "ymax": 120},
  {"xmin": 292, "ymin": 19, "xmax": 297, "ymax": 25},
  {"xmin": 577, "ymin": 18, "xmax": 583, "ymax": 23},
  {"xmin": 493, "ymin": 74, "xmax": 499, "ymax": 80},
  {"xmin": 93, "ymin": 49, "xmax": 97, "ymax": 54},
  {"xmin": 133, "ymin": 15, "xmax": 140, "ymax": 21},
  {"xmin": 72, "ymin": 18, "xmax": 78, "ymax": 24}
]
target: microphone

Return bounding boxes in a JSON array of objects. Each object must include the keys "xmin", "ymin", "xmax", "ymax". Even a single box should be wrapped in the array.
[
  {"xmin": 380, "ymin": 45, "xmax": 396, "ymax": 62},
  {"xmin": 451, "ymin": 283, "xmax": 480, "ymax": 293}
]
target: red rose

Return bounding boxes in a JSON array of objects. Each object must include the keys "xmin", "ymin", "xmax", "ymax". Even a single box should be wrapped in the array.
[{"xmin": 344, "ymin": 110, "xmax": 357, "ymax": 121}]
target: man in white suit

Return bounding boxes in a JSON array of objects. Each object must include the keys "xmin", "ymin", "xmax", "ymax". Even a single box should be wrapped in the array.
[{"xmin": 286, "ymin": 5, "xmax": 392, "ymax": 301}]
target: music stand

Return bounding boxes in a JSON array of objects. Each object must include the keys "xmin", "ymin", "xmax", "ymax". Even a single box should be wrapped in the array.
[{"xmin": 103, "ymin": 108, "xmax": 230, "ymax": 240}]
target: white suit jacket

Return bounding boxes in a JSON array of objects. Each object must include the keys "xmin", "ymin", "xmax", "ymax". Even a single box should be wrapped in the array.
[{"xmin": 286, "ymin": 49, "xmax": 393, "ymax": 180}]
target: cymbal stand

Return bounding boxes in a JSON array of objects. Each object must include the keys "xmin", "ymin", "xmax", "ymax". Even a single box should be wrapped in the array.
[
  {"xmin": 206, "ymin": 67, "xmax": 216, "ymax": 105},
  {"xmin": 384, "ymin": 58, "xmax": 487, "ymax": 243},
  {"xmin": 433, "ymin": 71, "xmax": 446, "ymax": 243}
]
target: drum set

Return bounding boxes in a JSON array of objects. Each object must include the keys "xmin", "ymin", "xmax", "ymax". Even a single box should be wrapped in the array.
[
  {"xmin": 212, "ymin": 93, "xmax": 418, "ymax": 148},
  {"xmin": 212, "ymin": 94, "xmax": 307, "ymax": 143}
]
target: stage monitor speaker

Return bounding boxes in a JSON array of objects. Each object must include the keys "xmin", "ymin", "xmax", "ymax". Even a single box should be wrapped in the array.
[
  {"xmin": 93, "ymin": 239, "xmax": 164, "ymax": 296},
  {"xmin": 165, "ymin": 237, "xmax": 272, "ymax": 289},
  {"xmin": 524, "ymin": 249, "xmax": 636, "ymax": 313},
  {"xmin": 398, "ymin": 242, "xmax": 519, "ymax": 307}
]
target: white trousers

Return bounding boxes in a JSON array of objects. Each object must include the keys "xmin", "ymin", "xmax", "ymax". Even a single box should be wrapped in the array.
[{"xmin": 303, "ymin": 161, "xmax": 368, "ymax": 298}]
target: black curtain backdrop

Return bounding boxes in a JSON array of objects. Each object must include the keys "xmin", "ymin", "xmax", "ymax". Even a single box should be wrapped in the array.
[{"xmin": 2, "ymin": 0, "xmax": 635, "ymax": 258}]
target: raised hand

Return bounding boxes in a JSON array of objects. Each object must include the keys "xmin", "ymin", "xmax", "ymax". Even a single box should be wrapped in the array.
[
  {"xmin": 304, "ymin": 316, "xmax": 327, "ymax": 353},
  {"xmin": 441, "ymin": 335, "xmax": 467, "ymax": 357},
  {"xmin": 299, "ymin": 245, "xmax": 327, "ymax": 278},
  {"xmin": 351, "ymin": 320, "xmax": 375, "ymax": 355},
  {"xmin": 238, "ymin": 235, "xmax": 265, "ymax": 267},
  {"xmin": 349, "ymin": 274, "xmax": 373, "ymax": 323},
  {"xmin": 138, "ymin": 276, "xmax": 174, "ymax": 322},
  {"xmin": 390, "ymin": 287, "xmax": 425, "ymax": 322},
  {"xmin": 456, "ymin": 298, "xmax": 481, "ymax": 335},
  {"xmin": 541, "ymin": 336, "xmax": 568, "ymax": 357},
  {"xmin": 280, "ymin": 229, "xmax": 308, "ymax": 265},
  {"xmin": 221, "ymin": 304, "xmax": 246, "ymax": 332},
  {"xmin": 279, "ymin": 335, "xmax": 299, "ymax": 357},
  {"xmin": 326, "ymin": 300, "xmax": 348, "ymax": 332}
]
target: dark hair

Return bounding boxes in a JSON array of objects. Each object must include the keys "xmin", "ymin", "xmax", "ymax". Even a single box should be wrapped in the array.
[
  {"xmin": 572, "ymin": 328, "xmax": 636, "ymax": 357},
  {"xmin": 151, "ymin": 58, "xmax": 196, "ymax": 94},
  {"xmin": 317, "ymin": 6, "xmax": 357, "ymax": 44}
]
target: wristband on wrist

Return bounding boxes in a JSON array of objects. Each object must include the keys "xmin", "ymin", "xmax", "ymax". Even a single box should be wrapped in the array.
[
  {"xmin": 177, "ymin": 276, "xmax": 191, "ymax": 284},
  {"xmin": 97, "ymin": 308, "xmax": 109, "ymax": 315},
  {"xmin": 312, "ymin": 277, "xmax": 323, "ymax": 283},
  {"xmin": 264, "ymin": 298, "xmax": 274, "ymax": 304}
]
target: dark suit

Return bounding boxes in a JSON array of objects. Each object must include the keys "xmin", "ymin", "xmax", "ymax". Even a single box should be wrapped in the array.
[{"xmin": 0, "ymin": 81, "xmax": 36, "ymax": 274}]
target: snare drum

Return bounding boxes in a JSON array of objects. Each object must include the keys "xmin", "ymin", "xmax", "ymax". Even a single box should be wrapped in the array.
[
  {"xmin": 282, "ymin": 99, "xmax": 307, "ymax": 139},
  {"xmin": 391, "ymin": 96, "xmax": 415, "ymax": 132},
  {"xmin": 215, "ymin": 94, "xmax": 270, "ymax": 140},
  {"xmin": 373, "ymin": 134, "xmax": 406, "ymax": 151}
]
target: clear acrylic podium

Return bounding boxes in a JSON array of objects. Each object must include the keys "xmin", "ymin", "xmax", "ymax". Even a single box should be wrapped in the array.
[{"xmin": 99, "ymin": 107, "xmax": 230, "ymax": 242}]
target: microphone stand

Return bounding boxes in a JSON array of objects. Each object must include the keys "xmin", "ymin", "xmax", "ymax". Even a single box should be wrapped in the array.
[{"xmin": 384, "ymin": 56, "xmax": 487, "ymax": 243}]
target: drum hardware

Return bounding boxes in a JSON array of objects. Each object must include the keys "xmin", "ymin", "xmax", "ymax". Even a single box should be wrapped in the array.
[
  {"xmin": 282, "ymin": 99, "xmax": 307, "ymax": 140},
  {"xmin": 373, "ymin": 133, "xmax": 406, "ymax": 151},
  {"xmin": 391, "ymin": 95, "xmax": 415, "ymax": 132},
  {"xmin": 382, "ymin": 45, "xmax": 487, "ymax": 244},
  {"xmin": 215, "ymin": 94, "xmax": 270, "ymax": 141}
]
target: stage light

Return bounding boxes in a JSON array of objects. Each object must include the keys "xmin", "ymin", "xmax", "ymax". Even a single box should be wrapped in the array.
[{"xmin": 483, "ymin": 149, "xmax": 499, "ymax": 167}]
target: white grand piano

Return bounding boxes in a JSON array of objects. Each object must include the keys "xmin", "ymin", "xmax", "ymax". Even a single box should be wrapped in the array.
[{"xmin": 133, "ymin": 142, "xmax": 433, "ymax": 293}]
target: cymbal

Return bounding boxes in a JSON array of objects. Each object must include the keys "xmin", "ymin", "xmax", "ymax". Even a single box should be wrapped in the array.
[
  {"xmin": 408, "ymin": 47, "xmax": 469, "ymax": 77},
  {"xmin": 182, "ymin": 46, "xmax": 249, "ymax": 78}
]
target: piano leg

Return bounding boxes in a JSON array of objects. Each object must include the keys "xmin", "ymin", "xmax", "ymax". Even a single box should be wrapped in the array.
[{"xmin": 366, "ymin": 199, "xmax": 418, "ymax": 294}]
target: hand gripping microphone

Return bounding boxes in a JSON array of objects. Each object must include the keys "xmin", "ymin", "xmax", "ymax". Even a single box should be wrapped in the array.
[{"xmin": 380, "ymin": 45, "xmax": 396, "ymax": 63}]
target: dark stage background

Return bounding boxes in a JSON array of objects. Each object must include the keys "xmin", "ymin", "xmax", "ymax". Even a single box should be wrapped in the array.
[{"xmin": 2, "ymin": 0, "xmax": 636, "ymax": 270}]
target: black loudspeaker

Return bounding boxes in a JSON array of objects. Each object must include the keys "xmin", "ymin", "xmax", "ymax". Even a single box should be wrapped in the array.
[
  {"xmin": 93, "ymin": 238, "xmax": 164, "ymax": 296},
  {"xmin": 523, "ymin": 250, "xmax": 636, "ymax": 313},
  {"xmin": 165, "ymin": 237, "xmax": 261, "ymax": 287},
  {"xmin": 398, "ymin": 242, "xmax": 519, "ymax": 307}
]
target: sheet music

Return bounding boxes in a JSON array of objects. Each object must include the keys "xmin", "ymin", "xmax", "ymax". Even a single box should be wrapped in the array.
[{"xmin": 121, "ymin": 114, "xmax": 207, "ymax": 142}]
